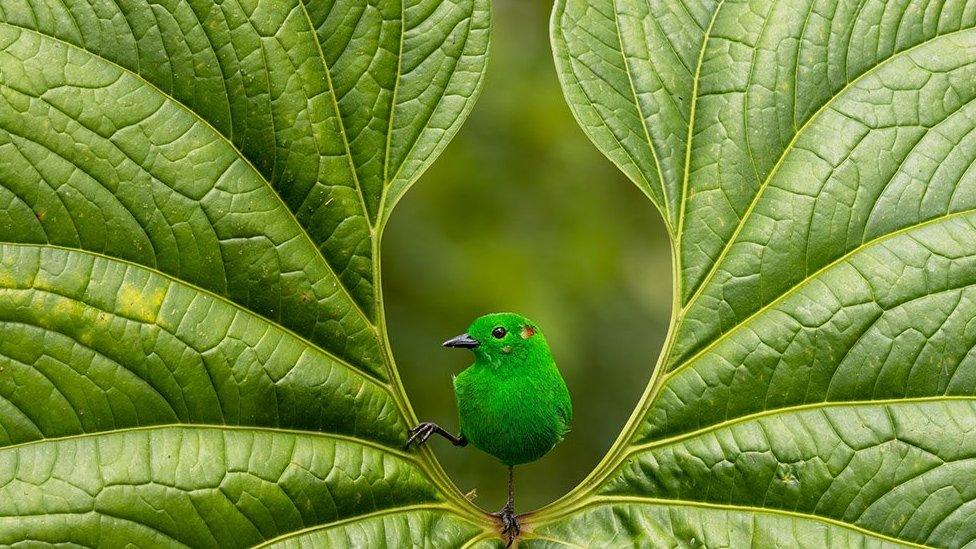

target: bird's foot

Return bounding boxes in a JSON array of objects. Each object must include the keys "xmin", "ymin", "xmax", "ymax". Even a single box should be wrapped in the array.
[
  {"xmin": 491, "ymin": 505, "xmax": 520, "ymax": 547},
  {"xmin": 404, "ymin": 422, "xmax": 437, "ymax": 449}
]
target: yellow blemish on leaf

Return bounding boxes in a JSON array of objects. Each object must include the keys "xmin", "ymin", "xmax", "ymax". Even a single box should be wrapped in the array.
[
  {"xmin": 50, "ymin": 294, "xmax": 85, "ymax": 321},
  {"xmin": 117, "ymin": 283, "xmax": 165, "ymax": 324}
]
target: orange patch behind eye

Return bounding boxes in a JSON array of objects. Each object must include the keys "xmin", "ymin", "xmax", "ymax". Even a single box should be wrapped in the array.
[{"xmin": 521, "ymin": 325, "xmax": 536, "ymax": 339}]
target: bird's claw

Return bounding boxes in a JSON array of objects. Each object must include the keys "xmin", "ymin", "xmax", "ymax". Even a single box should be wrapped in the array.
[
  {"xmin": 492, "ymin": 505, "xmax": 520, "ymax": 547},
  {"xmin": 404, "ymin": 422, "xmax": 436, "ymax": 449}
]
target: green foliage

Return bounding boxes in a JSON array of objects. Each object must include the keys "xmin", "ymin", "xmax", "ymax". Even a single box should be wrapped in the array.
[
  {"xmin": 2, "ymin": 0, "xmax": 976, "ymax": 547},
  {"xmin": 537, "ymin": 0, "xmax": 976, "ymax": 546},
  {"xmin": 0, "ymin": 0, "xmax": 492, "ymax": 545}
]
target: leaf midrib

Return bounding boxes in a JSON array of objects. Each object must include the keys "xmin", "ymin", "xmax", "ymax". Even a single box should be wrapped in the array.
[
  {"xmin": 609, "ymin": 0, "xmax": 671, "ymax": 227},
  {"xmin": 539, "ymin": 496, "xmax": 930, "ymax": 548},
  {"xmin": 551, "ymin": 8, "xmax": 663, "ymax": 214},
  {"xmin": 0, "ymin": 241, "xmax": 391, "ymax": 389},
  {"xmin": 379, "ymin": 8, "xmax": 484, "ymax": 221},
  {"xmin": 675, "ymin": 0, "xmax": 727, "ymax": 290},
  {"xmin": 296, "ymin": 0, "xmax": 374, "ymax": 231},
  {"xmin": 2, "ymin": 510, "xmax": 190, "ymax": 547},
  {"xmin": 0, "ymin": 422, "xmax": 411, "ymax": 458},
  {"xmin": 252, "ymin": 503, "xmax": 470, "ymax": 547},
  {"xmin": 667, "ymin": 205, "xmax": 976, "ymax": 378},
  {"xmin": 626, "ymin": 395, "xmax": 976, "ymax": 456},
  {"xmin": 381, "ymin": 0, "xmax": 406, "ymax": 218}
]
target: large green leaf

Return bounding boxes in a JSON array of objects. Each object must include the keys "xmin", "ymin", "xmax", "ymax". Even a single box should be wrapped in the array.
[
  {"xmin": 0, "ymin": 0, "xmax": 494, "ymax": 545},
  {"xmin": 6, "ymin": 0, "xmax": 976, "ymax": 546},
  {"xmin": 539, "ymin": 0, "xmax": 976, "ymax": 546}
]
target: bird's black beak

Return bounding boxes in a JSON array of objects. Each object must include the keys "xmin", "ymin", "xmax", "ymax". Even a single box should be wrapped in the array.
[{"xmin": 443, "ymin": 333, "xmax": 480, "ymax": 349}]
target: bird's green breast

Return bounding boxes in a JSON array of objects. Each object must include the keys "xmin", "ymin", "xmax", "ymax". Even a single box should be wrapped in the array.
[{"xmin": 453, "ymin": 360, "xmax": 571, "ymax": 466}]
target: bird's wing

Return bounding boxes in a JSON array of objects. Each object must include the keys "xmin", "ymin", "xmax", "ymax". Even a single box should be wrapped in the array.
[{"xmin": 556, "ymin": 392, "xmax": 573, "ymax": 439}]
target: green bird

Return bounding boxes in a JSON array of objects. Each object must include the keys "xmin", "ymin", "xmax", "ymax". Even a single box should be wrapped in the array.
[{"xmin": 406, "ymin": 312, "xmax": 572, "ymax": 545}]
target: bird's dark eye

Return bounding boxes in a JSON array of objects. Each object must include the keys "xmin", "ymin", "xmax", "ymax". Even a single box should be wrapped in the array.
[{"xmin": 492, "ymin": 326, "xmax": 507, "ymax": 339}]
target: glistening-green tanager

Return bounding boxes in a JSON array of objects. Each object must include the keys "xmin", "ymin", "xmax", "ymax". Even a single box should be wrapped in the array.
[{"xmin": 406, "ymin": 312, "xmax": 572, "ymax": 546}]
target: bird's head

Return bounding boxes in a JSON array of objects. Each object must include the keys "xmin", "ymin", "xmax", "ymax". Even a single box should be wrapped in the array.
[{"xmin": 443, "ymin": 312, "xmax": 551, "ymax": 365}]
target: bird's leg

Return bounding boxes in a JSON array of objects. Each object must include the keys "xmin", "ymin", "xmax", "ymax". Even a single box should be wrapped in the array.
[
  {"xmin": 491, "ymin": 466, "xmax": 520, "ymax": 547},
  {"xmin": 404, "ymin": 422, "xmax": 468, "ymax": 449}
]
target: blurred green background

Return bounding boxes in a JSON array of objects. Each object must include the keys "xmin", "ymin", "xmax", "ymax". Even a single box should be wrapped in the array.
[{"xmin": 383, "ymin": 0, "xmax": 672, "ymax": 512}]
